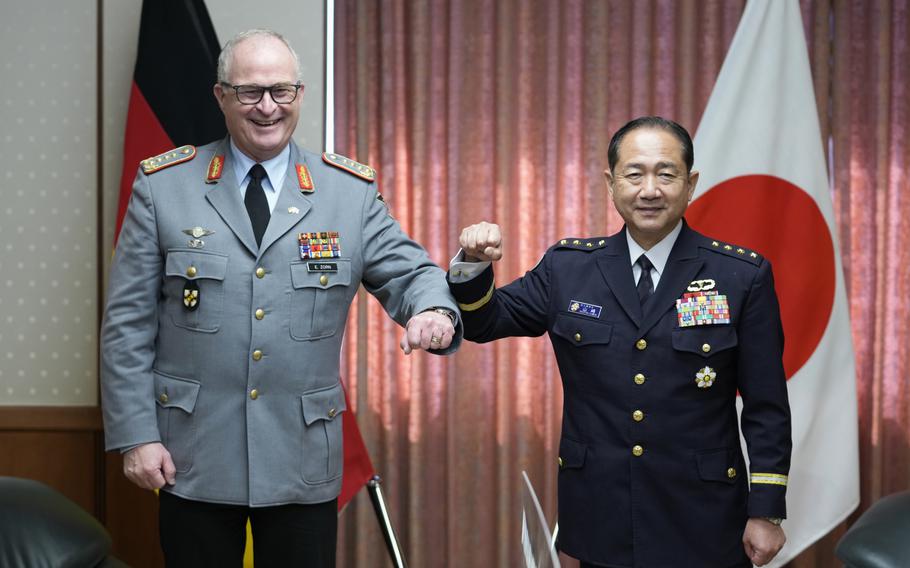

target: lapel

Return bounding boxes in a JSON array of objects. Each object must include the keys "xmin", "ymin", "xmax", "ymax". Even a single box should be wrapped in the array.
[
  {"xmin": 258, "ymin": 143, "xmax": 312, "ymax": 256},
  {"xmin": 637, "ymin": 222, "xmax": 704, "ymax": 336},
  {"xmin": 204, "ymin": 138, "xmax": 259, "ymax": 257},
  {"xmin": 595, "ymin": 229, "xmax": 642, "ymax": 327}
]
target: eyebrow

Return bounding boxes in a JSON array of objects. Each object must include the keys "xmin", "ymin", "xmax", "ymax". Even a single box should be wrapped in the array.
[{"xmin": 622, "ymin": 161, "xmax": 680, "ymax": 171}]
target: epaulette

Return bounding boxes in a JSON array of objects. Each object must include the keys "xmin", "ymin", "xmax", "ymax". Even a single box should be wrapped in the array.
[
  {"xmin": 554, "ymin": 237, "xmax": 607, "ymax": 251},
  {"xmin": 322, "ymin": 152, "xmax": 376, "ymax": 182},
  {"xmin": 140, "ymin": 145, "xmax": 196, "ymax": 175},
  {"xmin": 703, "ymin": 239, "xmax": 763, "ymax": 265}
]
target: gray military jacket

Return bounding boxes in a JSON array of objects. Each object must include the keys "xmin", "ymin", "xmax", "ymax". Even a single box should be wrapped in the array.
[{"xmin": 101, "ymin": 138, "xmax": 461, "ymax": 506}]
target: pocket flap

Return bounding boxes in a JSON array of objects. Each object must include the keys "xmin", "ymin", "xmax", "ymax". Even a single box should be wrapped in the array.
[
  {"xmin": 290, "ymin": 259, "xmax": 352, "ymax": 290},
  {"xmin": 672, "ymin": 325, "xmax": 738, "ymax": 357},
  {"xmin": 695, "ymin": 447, "xmax": 739, "ymax": 484},
  {"xmin": 552, "ymin": 313, "xmax": 612, "ymax": 347},
  {"xmin": 301, "ymin": 382, "xmax": 348, "ymax": 426},
  {"xmin": 165, "ymin": 250, "xmax": 228, "ymax": 281},
  {"xmin": 558, "ymin": 437, "xmax": 588, "ymax": 469},
  {"xmin": 153, "ymin": 371, "xmax": 201, "ymax": 413}
]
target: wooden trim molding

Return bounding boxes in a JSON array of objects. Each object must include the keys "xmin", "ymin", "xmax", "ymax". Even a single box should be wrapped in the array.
[{"xmin": 0, "ymin": 406, "xmax": 103, "ymax": 431}]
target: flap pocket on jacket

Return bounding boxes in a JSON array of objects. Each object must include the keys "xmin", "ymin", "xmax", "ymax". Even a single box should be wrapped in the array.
[
  {"xmin": 695, "ymin": 447, "xmax": 740, "ymax": 484},
  {"xmin": 552, "ymin": 313, "xmax": 613, "ymax": 347},
  {"xmin": 672, "ymin": 325, "xmax": 738, "ymax": 357},
  {"xmin": 300, "ymin": 382, "xmax": 348, "ymax": 426},
  {"xmin": 290, "ymin": 259, "xmax": 352, "ymax": 290},
  {"xmin": 558, "ymin": 437, "xmax": 588, "ymax": 470},
  {"xmin": 165, "ymin": 250, "xmax": 228, "ymax": 281},
  {"xmin": 153, "ymin": 371, "xmax": 201, "ymax": 413}
]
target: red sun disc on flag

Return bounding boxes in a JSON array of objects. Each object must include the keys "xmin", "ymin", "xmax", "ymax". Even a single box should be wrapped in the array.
[{"xmin": 687, "ymin": 175, "xmax": 835, "ymax": 380}]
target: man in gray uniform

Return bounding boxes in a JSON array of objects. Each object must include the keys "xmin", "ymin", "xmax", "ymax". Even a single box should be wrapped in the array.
[{"xmin": 101, "ymin": 29, "xmax": 460, "ymax": 567}]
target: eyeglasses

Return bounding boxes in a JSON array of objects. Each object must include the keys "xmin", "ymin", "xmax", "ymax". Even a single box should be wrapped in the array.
[{"xmin": 220, "ymin": 82, "xmax": 303, "ymax": 105}]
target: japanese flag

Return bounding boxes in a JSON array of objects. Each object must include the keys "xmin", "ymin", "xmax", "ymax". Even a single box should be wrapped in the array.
[{"xmin": 687, "ymin": 1, "xmax": 860, "ymax": 565}]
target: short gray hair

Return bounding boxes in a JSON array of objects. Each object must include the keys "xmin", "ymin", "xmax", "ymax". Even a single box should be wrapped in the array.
[{"xmin": 216, "ymin": 29, "xmax": 302, "ymax": 84}]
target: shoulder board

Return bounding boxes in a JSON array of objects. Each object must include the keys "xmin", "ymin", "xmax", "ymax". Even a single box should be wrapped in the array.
[
  {"xmin": 322, "ymin": 152, "xmax": 376, "ymax": 182},
  {"xmin": 140, "ymin": 145, "xmax": 196, "ymax": 175},
  {"xmin": 703, "ymin": 239, "xmax": 763, "ymax": 265},
  {"xmin": 553, "ymin": 237, "xmax": 608, "ymax": 251}
]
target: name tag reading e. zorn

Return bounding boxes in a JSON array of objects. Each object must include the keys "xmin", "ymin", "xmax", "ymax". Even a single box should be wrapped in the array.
[{"xmin": 307, "ymin": 262, "xmax": 338, "ymax": 273}]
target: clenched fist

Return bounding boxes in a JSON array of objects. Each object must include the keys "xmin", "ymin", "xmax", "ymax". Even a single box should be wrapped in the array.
[{"xmin": 459, "ymin": 221, "xmax": 503, "ymax": 262}]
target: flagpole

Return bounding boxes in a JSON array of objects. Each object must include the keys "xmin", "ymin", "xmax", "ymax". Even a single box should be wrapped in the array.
[{"xmin": 367, "ymin": 475, "xmax": 408, "ymax": 568}]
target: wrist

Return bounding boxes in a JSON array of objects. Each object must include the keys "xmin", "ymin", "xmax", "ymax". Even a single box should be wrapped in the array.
[
  {"xmin": 426, "ymin": 307, "xmax": 457, "ymax": 326},
  {"xmin": 756, "ymin": 517, "xmax": 783, "ymax": 526}
]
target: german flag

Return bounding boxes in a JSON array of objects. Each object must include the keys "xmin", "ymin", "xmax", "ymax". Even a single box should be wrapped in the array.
[{"xmin": 114, "ymin": 0, "xmax": 225, "ymax": 241}]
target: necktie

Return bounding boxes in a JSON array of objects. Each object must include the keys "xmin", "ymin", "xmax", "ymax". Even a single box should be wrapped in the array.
[
  {"xmin": 245, "ymin": 164, "xmax": 270, "ymax": 247},
  {"xmin": 636, "ymin": 254, "xmax": 655, "ymax": 304}
]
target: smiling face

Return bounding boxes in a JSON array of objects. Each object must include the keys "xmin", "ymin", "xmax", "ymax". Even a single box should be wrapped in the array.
[
  {"xmin": 213, "ymin": 35, "xmax": 301, "ymax": 162},
  {"xmin": 604, "ymin": 127, "xmax": 699, "ymax": 250}
]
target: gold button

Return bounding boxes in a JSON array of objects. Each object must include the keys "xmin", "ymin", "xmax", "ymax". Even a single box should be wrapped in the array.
[
  {"xmin": 319, "ymin": 274, "xmax": 329, "ymax": 286},
  {"xmin": 632, "ymin": 445, "xmax": 644, "ymax": 457},
  {"xmin": 255, "ymin": 267, "xmax": 266, "ymax": 278},
  {"xmin": 634, "ymin": 373, "xmax": 646, "ymax": 385},
  {"xmin": 252, "ymin": 349, "xmax": 263, "ymax": 361},
  {"xmin": 574, "ymin": 332, "xmax": 582, "ymax": 342},
  {"xmin": 255, "ymin": 308, "xmax": 265, "ymax": 320},
  {"xmin": 159, "ymin": 393, "xmax": 168, "ymax": 403},
  {"xmin": 727, "ymin": 467, "xmax": 737, "ymax": 479},
  {"xmin": 558, "ymin": 456, "xmax": 564, "ymax": 468},
  {"xmin": 327, "ymin": 407, "xmax": 337, "ymax": 418},
  {"xmin": 186, "ymin": 266, "xmax": 197, "ymax": 277},
  {"xmin": 250, "ymin": 389, "xmax": 259, "ymax": 400},
  {"xmin": 636, "ymin": 339, "xmax": 647, "ymax": 350},
  {"xmin": 632, "ymin": 410, "xmax": 644, "ymax": 422},
  {"xmin": 702, "ymin": 343, "xmax": 711, "ymax": 353}
]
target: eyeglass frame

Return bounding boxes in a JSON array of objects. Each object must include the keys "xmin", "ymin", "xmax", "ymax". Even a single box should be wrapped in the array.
[{"xmin": 219, "ymin": 82, "xmax": 303, "ymax": 105}]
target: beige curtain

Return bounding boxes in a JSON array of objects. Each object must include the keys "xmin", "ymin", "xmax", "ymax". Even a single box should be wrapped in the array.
[{"xmin": 333, "ymin": 1, "xmax": 910, "ymax": 566}]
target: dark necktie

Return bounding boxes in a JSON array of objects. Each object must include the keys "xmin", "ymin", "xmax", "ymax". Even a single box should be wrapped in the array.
[
  {"xmin": 244, "ymin": 164, "xmax": 270, "ymax": 247},
  {"xmin": 636, "ymin": 254, "xmax": 655, "ymax": 304}
]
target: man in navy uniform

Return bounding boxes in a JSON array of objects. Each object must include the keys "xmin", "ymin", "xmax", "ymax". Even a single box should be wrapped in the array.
[
  {"xmin": 449, "ymin": 117, "xmax": 791, "ymax": 567},
  {"xmin": 101, "ymin": 29, "xmax": 460, "ymax": 567}
]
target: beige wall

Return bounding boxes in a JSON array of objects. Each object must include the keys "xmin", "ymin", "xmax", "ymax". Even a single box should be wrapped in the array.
[{"xmin": 1, "ymin": 0, "xmax": 326, "ymax": 406}]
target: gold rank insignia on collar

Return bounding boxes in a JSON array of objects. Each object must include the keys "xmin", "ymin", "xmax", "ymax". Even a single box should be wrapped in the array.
[
  {"xmin": 322, "ymin": 152, "xmax": 376, "ymax": 182},
  {"xmin": 296, "ymin": 163, "xmax": 314, "ymax": 193},
  {"xmin": 205, "ymin": 154, "xmax": 225, "ymax": 183},
  {"xmin": 141, "ymin": 145, "xmax": 196, "ymax": 175},
  {"xmin": 554, "ymin": 237, "xmax": 607, "ymax": 251}
]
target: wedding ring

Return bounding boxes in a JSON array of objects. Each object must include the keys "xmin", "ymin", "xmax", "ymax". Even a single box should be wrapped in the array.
[{"xmin": 430, "ymin": 336, "xmax": 441, "ymax": 345}]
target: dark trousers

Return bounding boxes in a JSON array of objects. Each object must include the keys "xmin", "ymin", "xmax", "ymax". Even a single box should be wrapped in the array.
[{"xmin": 158, "ymin": 490, "xmax": 337, "ymax": 568}]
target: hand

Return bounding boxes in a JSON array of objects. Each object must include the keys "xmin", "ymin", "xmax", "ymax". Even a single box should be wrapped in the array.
[
  {"xmin": 123, "ymin": 442, "xmax": 176, "ymax": 490},
  {"xmin": 743, "ymin": 518, "xmax": 786, "ymax": 566},
  {"xmin": 459, "ymin": 221, "xmax": 503, "ymax": 262},
  {"xmin": 400, "ymin": 310, "xmax": 455, "ymax": 354}
]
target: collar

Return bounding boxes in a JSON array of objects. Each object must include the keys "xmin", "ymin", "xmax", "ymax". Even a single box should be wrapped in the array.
[
  {"xmin": 626, "ymin": 220, "xmax": 683, "ymax": 277},
  {"xmin": 228, "ymin": 138, "xmax": 291, "ymax": 192}
]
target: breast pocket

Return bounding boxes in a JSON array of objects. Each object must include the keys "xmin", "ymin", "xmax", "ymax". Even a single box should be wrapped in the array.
[
  {"xmin": 671, "ymin": 325, "xmax": 738, "ymax": 358},
  {"xmin": 300, "ymin": 382, "xmax": 347, "ymax": 484},
  {"xmin": 551, "ymin": 312, "xmax": 613, "ymax": 347},
  {"xmin": 289, "ymin": 260, "xmax": 352, "ymax": 340},
  {"xmin": 165, "ymin": 250, "xmax": 228, "ymax": 333}
]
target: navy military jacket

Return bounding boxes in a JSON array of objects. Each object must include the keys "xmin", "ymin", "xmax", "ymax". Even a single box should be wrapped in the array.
[{"xmin": 449, "ymin": 222, "xmax": 791, "ymax": 568}]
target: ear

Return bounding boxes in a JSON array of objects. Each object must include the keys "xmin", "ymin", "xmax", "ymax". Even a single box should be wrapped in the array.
[
  {"xmin": 213, "ymin": 83, "xmax": 226, "ymax": 113},
  {"xmin": 604, "ymin": 169, "xmax": 615, "ymax": 200},
  {"xmin": 686, "ymin": 170, "xmax": 699, "ymax": 201}
]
